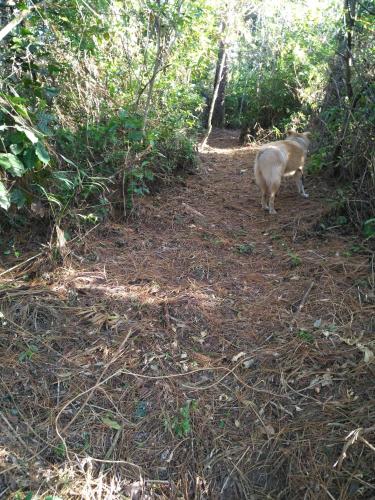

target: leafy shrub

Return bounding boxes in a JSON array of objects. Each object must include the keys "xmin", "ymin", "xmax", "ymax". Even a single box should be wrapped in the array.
[{"xmin": 0, "ymin": 95, "xmax": 51, "ymax": 212}]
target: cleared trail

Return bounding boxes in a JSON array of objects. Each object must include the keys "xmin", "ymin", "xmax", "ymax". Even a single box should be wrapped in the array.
[{"xmin": 1, "ymin": 130, "xmax": 374, "ymax": 499}]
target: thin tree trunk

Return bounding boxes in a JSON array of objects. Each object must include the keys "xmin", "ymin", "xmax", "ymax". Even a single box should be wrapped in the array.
[
  {"xmin": 344, "ymin": 0, "xmax": 355, "ymax": 100},
  {"xmin": 0, "ymin": 3, "xmax": 44, "ymax": 43},
  {"xmin": 200, "ymin": 26, "xmax": 227, "ymax": 150},
  {"xmin": 140, "ymin": 0, "xmax": 183, "ymax": 133},
  {"xmin": 212, "ymin": 39, "xmax": 228, "ymax": 128},
  {"xmin": 141, "ymin": 10, "xmax": 162, "ymax": 134},
  {"xmin": 331, "ymin": 0, "xmax": 357, "ymax": 174}
]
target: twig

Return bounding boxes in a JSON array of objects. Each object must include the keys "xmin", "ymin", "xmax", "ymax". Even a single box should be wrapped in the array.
[
  {"xmin": 292, "ymin": 281, "xmax": 315, "ymax": 314},
  {"xmin": 333, "ymin": 427, "xmax": 374, "ymax": 469},
  {"xmin": 55, "ymin": 362, "xmax": 252, "ymax": 448},
  {"xmin": 0, "ymin": 252, "xmax": 43, "ymax": 278},
  {"xmin": 220, "ymin": 446, "xmax": 250, "ymax": 494},
  {"xmin": 99, "ymin": 427, "xmax": 123, "ymax": 475},
  {"xmin": 59, "ymin": 328, "xmax": 133, "ymax": 436},
  {"xmin": 0, "ymin": 412, "xmax": 32, "ymax": 453},
  {"xmin": 182, "ymin": 202, "xmax": 205, "ymax": 218}
]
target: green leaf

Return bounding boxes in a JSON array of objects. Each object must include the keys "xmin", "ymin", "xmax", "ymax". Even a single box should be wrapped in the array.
[
  {"xmin": 118, "ymin": 109, "xmax": 129, "ymax": 120},
  {"xmin": 143, "ymin": 169, "xmax": 154, "ymax": 181},
  {"xmin": 10, "ymin": 188, "xmax": 27, "ymax": 209},
  {"xmin": 101, "ymin": 416, "xmax": 122, "ymax": 430},
  {"xmin": 0, "ymin": 182, "xmax": 11, "ymax": 210},
  {"xmin": 8, "ymin": 130, "xmax": 26, "ymax": 144},
  {"xmin": 10, "ymin": 143, "xmax": 24, "ymax": 155},
  {"xmin": 44, "ymin": 86, "xmax": 59, "ymax": 100},
  {"xmin": 22, "ymin": 147, "xmax": 39, "ymax": 170},
  {"xmin": 35, "ymin": 142, "xmax": 50, "ymax": 164},
  {"xmin": 37, "ymin": 112, "xmax": 55, "ymax": 135},
  {"xmin": 0, "ymin": 153, "xmax": 25, "ymax": 177},
  {"xmin": 134, "ymin": 401, "xmax": 147, "ymax": 418},
  {"xmin": 15, "ymin": 125, "xmax": 38, "ymax": 144}
]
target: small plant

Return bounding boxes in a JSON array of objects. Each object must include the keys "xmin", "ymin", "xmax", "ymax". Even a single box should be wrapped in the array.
[
  {"xmin": 288, "ymin": 251, "xmax": 301, "ymax": 268},
  {"xmin": 82, "ymin": 432, "xmax": 90, "ymax": 452},
  {"xmin": 3, "ymin": 241, "xmax": 21, "ymax": 258},
  {"xmin": 124, "ymin": 164, "xmax": 155, "ymax": 211},
  {"xmin": 270, "ymin": 232, "xmax": 281, "ymax": 241},
  {"xmin": 54, "ymin": 442, "xmax": 67, "ymax": 459},
  {"xmin": 297, "ymin": 329, "xmax": 314, "ymax": 343},
  {"xmin": 19, "ymin": 344, "xmax": 38, "ymax": 362},
  {"xmin": 236, "ymin": 243, "xmax": 254, "ymax": 255},
  {"xmin": 14, "ymin": 493, "xmax": 34, "ymax": 500},
  {"xmin": 172, "ymin": 400, "xmax": 197, "ymax": 437},
  {"xmin": 101, "ymin": 415, "xmax": 122, "ymax": 430},
  {"xmin": 335, "ymin": 215, "xmax": 347, "ymax": 226},
  {"xmin": 307, "ymin": 146, "xmax": 330, "ymax": 174},
  {"xmin": 134, "ymin": 401, "xmax": 148, "ymax": 419}
]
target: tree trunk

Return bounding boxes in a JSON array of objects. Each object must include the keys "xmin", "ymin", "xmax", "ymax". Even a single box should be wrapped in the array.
[
  {"xmin": 141, "ymin": 5, "xmax": 162, "ymax": 134},
  {"xmin": 331, "ymin": 0, "xmax": 357, "ymax": 174},
  {"xmin": 343, "ymin": 0, "xmax": 355, "ymax": 100},
  {"xmin": 200, "ymin": 40, "xmax": 227, "ymax": 150},
  {"xmin": 200, "ymin": 21, "xmax": 227, "ymax": 150},
  {"xmin": 212, "ymin": 39, "xmax": 228, "ymax": 128}
]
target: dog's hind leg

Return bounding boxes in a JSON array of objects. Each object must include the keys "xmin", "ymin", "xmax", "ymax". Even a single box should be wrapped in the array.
[
  {"xmin": 295, "ymin": 170, "xmax": 309, "ymax": 198},
  {"xmin": 268, "ymin": 179, "xmax": 281, "ymax": 215},
  {"xmin": 255, "ymin": 169, "xmax": 269, "ymax": 210},
  {"xmin": 268, "ymin": 192, "xmax": 277, "ymax": 214},
  {"xmin": 261, "ymin": 190, "xmax": 269, "ymax": 210}
]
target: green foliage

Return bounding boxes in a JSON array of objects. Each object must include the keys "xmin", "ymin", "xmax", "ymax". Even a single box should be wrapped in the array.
[
  {"xmin": 363, "ymin": 219, "xmax": 375, "ymax": 240},
  {"xmin": 0, "ymin": 153, "xmax": 26, "ymax": 177},
  {"xmin": 101, "ymin": 415, "xmax": 122, "ymax": 430},
  {"xmin": 236, "ymin": 243, "xmax": 254, "ymax": 255},
  {"xmin": 0, "ymin": 0, "xmax": 209, "ymax": 228},
  {"xmin": 287, "ymin": 251, "xmax": 302, "ymax": 268},
  {"xmin": 226, "ymin": 1, "xmax": 341, "ymax": 132},
  {"xmin": 0, "ymin": 0, "xmax": 372, "ymax": 235},
  {"xmin": 172, "ymin": 400, "xmax": 197, "ymax": 437},
  {"xmin": 18, "ymin": 344, "xmax": 38, "ymax": 362},
  {"xmin": 297, "ymin": 329, "xmax": 314, "ymax": 343},
  {"xmin": 54, "ymin": 442, "xmax": 67, "ymax": 459}
]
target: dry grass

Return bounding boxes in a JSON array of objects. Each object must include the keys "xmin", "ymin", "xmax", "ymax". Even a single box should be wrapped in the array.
[{"xmin": 0, "ymin": 130, "xmax": 374, "ymax": 499}]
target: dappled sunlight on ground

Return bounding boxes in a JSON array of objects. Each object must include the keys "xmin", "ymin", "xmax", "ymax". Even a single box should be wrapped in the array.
[{"xmin": 1, "ymin": 129, "xmax": 374, "ymax": 498}]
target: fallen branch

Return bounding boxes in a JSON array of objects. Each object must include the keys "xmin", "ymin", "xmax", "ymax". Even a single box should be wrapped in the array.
[
  {"xmin": 292, "ymin": 281, "xmax": 315, "ymax": 313},
  {"xmin": 0, "ymin": 252, "xmax": 43, "ymax": 278},
  {"xmin": 182, "ymin": 202, "xmax": 204, "ymax": 218}
]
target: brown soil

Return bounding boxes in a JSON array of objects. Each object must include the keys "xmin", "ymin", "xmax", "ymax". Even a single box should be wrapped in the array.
[{"xmin": 1, "ymin": 129, "xmax": 374, "ymax": 499}]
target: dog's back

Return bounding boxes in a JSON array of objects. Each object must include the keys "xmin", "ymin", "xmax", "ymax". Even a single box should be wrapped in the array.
[
  {"xmin": 254, "ymin": 131, "xmax": 311, "ymax": 214},
  {"xmin": 256, "ymin": 140, "xmax": 307, "ymax": 176}
]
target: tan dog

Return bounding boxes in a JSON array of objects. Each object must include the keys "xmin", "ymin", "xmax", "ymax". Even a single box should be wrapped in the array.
[{"xmin": 254, "ymin": 131, "xmax": 311, "ymax": 214}]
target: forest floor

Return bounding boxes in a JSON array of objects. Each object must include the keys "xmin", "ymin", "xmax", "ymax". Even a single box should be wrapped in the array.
[{"xmin": 1, "ymin": 129, "xmax": 374, "ymax": 499}]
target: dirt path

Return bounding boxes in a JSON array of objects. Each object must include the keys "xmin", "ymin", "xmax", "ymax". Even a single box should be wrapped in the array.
[{"xmin": 1, "ymin": 130, "xmax": 374, "ymax": 499}]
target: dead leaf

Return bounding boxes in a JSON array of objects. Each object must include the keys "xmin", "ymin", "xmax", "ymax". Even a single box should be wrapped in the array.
[
  {"xmin": 31, "ymin": 200, "xmax": 45, "ymax": 217},
  {"xmin": 261, "ymin": 424, "xmax": 276, "ymax": 437},
  {"xmin": 232, "ymin": 351, "xmax": 246, "ymax": 363}
]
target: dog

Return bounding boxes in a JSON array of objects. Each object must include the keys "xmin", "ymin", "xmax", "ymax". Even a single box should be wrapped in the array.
[{"xmin": 254, "ymin": 131, "xmax": 311, "ymax": 214}]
